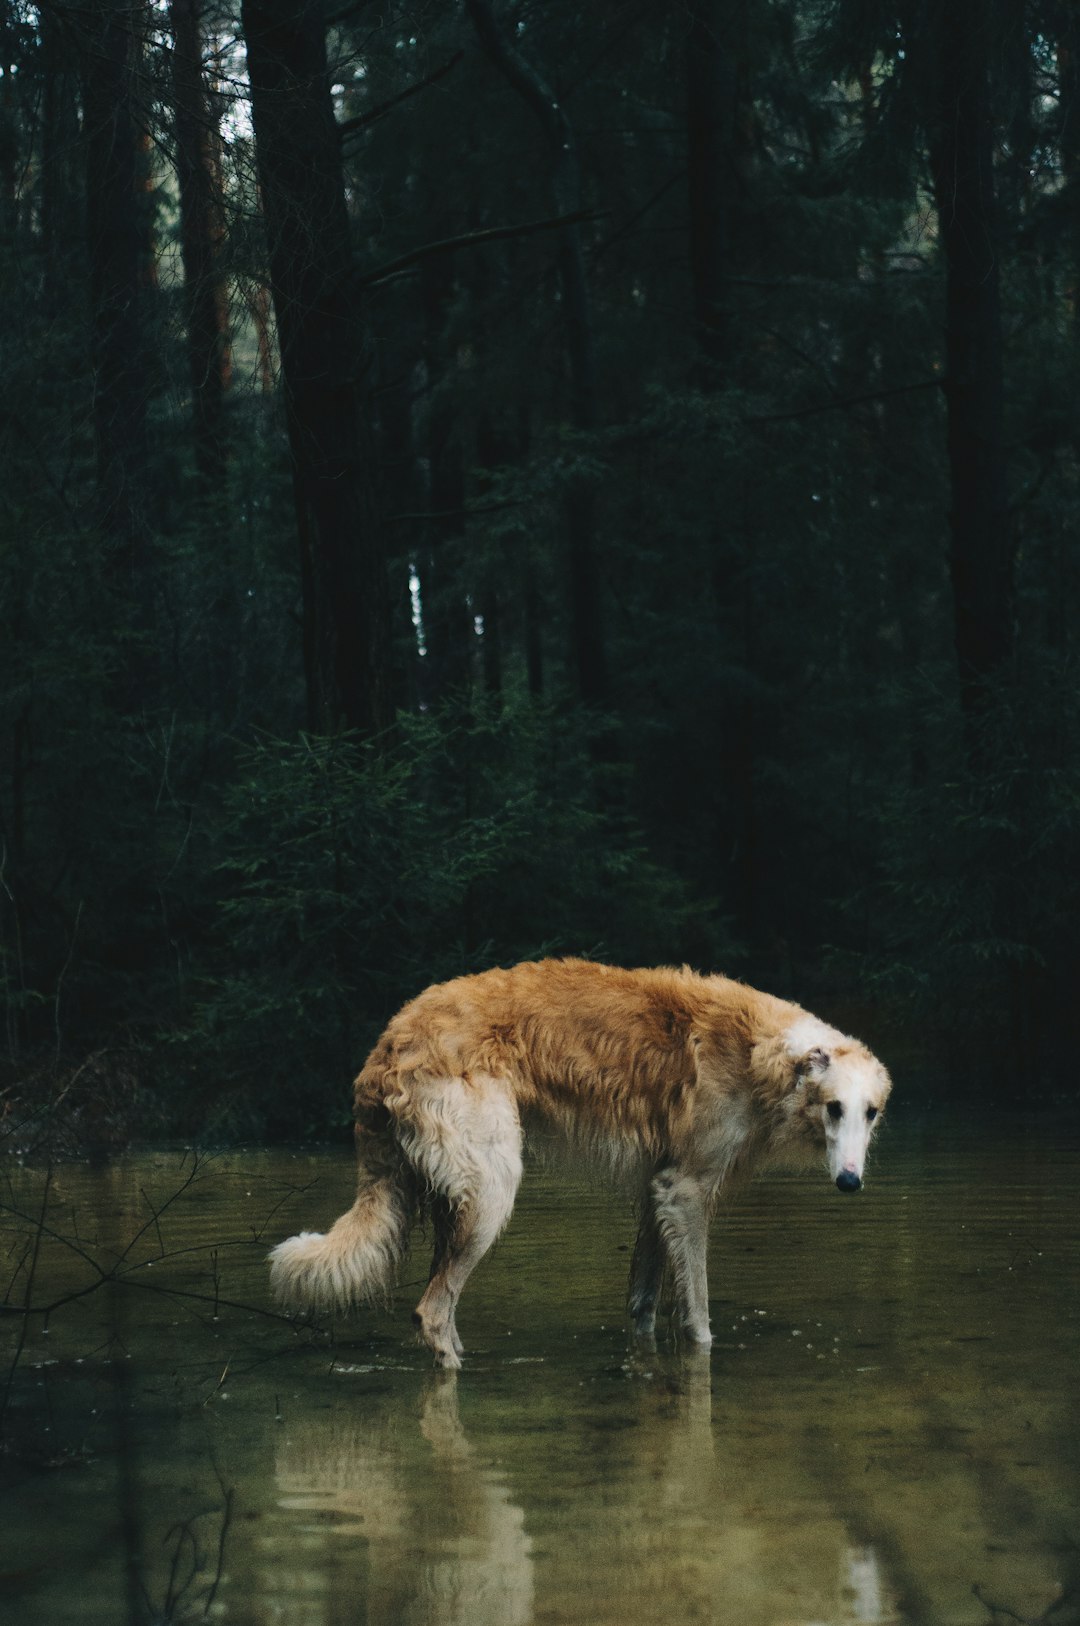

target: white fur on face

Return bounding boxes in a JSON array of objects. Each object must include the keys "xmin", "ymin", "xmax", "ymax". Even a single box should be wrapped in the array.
[
  {"xmin": 782, "ymin": 1018, "xmax": 888, "ymax": 1184},
  {"xmin": 820, "ymin": 1056, "xmax": 886, "ymax": 1183}
]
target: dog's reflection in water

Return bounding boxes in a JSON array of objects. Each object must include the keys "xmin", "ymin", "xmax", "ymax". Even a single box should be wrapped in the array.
[
  {"xmin": 271, "ymin": 1355, "xmax": 897, "ymax": 1626},
  {"xmin": 273, "ymin": 1372, "xmax": 533, "ymax": 1626}
]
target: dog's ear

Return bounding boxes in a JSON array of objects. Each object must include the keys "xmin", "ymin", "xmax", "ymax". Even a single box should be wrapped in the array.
[
  {"xmin": 753, "ymin": 1034, "xmax": 831, "ymax": 1101},
  {"xmin": 794, "ymin": 1046, "xmax": 830, "ymax": 1086}
]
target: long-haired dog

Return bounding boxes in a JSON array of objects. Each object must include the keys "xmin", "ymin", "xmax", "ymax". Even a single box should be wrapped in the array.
[{"xmin": 269, "ymin": 959, "xmax": 892, "ymax": 1368}]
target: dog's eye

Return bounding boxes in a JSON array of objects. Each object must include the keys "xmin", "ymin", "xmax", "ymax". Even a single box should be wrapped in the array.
[
  {"xmin": 826, "ymin": 1101, "xmax": 843, "ymax": 1121},
  {"xmin": 866, "ymin": 1107, "xmax": 879, "ymax": 1122}
]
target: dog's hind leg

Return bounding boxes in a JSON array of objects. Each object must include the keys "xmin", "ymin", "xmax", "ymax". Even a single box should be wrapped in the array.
[
  {"xmin": 627, "ymin": 1185, "xmax": 665, "ymax": 1340},
  {"xmin": 404, "ymin": 1079, "xmax": 523, "ymax": 1369},
  {"xmin": 650, "ymin": 1167, "xmax": 712, "ymax": 1347},
  {"xmin": 425, "ymin": 1193, "xmax": 464, "ymax": 1359}
]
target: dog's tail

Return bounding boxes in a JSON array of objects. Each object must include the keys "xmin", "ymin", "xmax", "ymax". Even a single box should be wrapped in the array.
[{"xmin": 268, "ymin": 1093, "xmax": 413, "ymax": 1314}]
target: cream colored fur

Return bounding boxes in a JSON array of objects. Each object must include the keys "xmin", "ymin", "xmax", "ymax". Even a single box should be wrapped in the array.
[{"xmin": 268, "ymin": 958, "xmax": 892, "ymax": 1368}]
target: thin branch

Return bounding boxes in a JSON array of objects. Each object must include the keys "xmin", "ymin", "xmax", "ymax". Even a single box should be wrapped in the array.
[
  {"xmin": 0, "ymin": 1198, "xmax": 109, "ymax": 1282},
  {"xmin": 385, "ymin": 499, "xmax": 528, "ymax": 525},
  {"xmin": 0, "ymin": 1166, "xmax": 52, "ymax": 1431},
  {"xmin": 120, "ymin": 1278, "xmax": 299, "ymax": 1326},
  {"xmin": 589, "ymin": 170, "xmax": 685, "ymax": 265},
  {"xmin": 52, "ymin": 900, "xmax": 83, "ymax": 1060},
  {"xmin": 360, "ymin": 207, "xmax": 604, "ymax": 287},
  {"xmin": 562, "ymin": 0, "xmax": 655, "ymax": 101},
  {"xmin": 339, "ymin": 50, "xmax": 463, "ymax": 138},
  {"xmin": 326, "ymin": 0, "xmax": 383, "ymax": 22},
  {"xmin": 747, "ymin": 377, "xmax": 943, "ymax": 425},
  {"xmin": 466, "ymin": 0, "xmax": 564, "ymax": 147},
  {"xmin": 202, "ymin": 1485, "xmax": 234, "ymax": 1619},
  {"xmin": 117, "ymin": 1152, "xmax": 206, "ymax": 1266}
]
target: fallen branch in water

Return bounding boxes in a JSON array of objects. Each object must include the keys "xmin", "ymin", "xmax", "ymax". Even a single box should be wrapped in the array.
[
  {"xmin": 0, "ymin": 1155, "xmax": 322, "ymax": 1315},
  {"xmin": 0, "ymin": 1164, "xmax": 52, "ymax": 1438}
]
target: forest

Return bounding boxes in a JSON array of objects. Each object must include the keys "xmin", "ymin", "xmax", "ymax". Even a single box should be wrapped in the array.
[{"xmin": 2, "ymin": 0, "xmax": 1079, "ymax": 1143}]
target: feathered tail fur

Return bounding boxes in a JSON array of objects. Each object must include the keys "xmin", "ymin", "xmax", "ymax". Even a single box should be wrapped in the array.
[{"xmin": 268, "ymin": 1105, "xmax": 413, "ymax": 1313}]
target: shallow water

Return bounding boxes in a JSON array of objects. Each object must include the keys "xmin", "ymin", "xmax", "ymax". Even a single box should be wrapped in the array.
[{"xmin": 1, "ymin": 1106, "xmax": 1078, "ymax": 1626}]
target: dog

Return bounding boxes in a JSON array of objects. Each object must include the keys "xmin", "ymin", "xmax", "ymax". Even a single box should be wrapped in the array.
[{"xmin": 269, "ymin": 958, "xmax": 892, "ymax": 1368}]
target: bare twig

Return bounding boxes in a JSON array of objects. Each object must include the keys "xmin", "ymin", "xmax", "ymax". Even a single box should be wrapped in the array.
[
  {"xmin": 140, "ymin": 1187, "xmax": 166, "ymax": 1259},
  {"xmin": 53, "ymin": 900, "xmax": 84, "ymax": 1060},
  {"xmin": 360, "ymin": 208, "xmax": 604, "ymax": 287},
  {"xmin": 589, "ymin": 170, "xmax": 685, "ymax": 265},
  {"xmin": 339, "ymin": 50, "xmax": 463, "ymax": 138},
  {"xmin": 202, "ymin": 1484, "xmax": 234, "ymax": 1619},
  {"xmin": 248, "ymin": 1175, "xmax": 320, "ymax": 1242},
  {"xmin": 385, "ymin": 499, "xmax": 528, "ymax": 525},
  {"xmin": 0, "ymin": 1178, "xmax": 303, "ymax": 1327},
  {"xmin": 1, "ymin": 1165, "xmax": 53, "ymax": 1434},
  {"xmin": 117, "ymin": 1153, "xmax": 207, "ymax": 1266},
  {"xmin": 747, "ymin": 376, "xmax": 943, "ymax": 425}
]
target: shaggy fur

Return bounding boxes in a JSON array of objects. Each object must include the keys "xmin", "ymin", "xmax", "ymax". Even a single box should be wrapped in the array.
[{"xmin": 268, "ymin": 958, "xmax": 892, "ymax": 1367}]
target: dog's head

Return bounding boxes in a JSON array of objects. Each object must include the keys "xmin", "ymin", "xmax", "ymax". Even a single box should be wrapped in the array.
[
  {"xmin": 753, "ymin": 1014, "xmax": 891, "ymax": 1190},
  {"xmin": 786, "ymin": 1033, "xmax": 891, "ymax": 1192}
]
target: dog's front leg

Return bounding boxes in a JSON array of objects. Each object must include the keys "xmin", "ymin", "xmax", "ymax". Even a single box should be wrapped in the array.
[
  {"xmin": 651, "ymin": 1168, "xmax": 712, "ymax": 1347},
  {"xmin": 627, "ymin": 1188, "xmax": 665, "ymax": 1340}
]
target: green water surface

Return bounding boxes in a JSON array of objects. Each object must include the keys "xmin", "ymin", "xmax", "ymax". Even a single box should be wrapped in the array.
[{"xmin": 1, "ymin": 1107, "xmax": 1077, "ymax": 1625}]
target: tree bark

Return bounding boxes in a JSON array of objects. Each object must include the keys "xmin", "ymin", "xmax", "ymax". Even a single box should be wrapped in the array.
[
  {"xmin": 81, "ymin": 0, "xmax": 151, "ymax": 572},
  {"xmin": 0, "ymin": 3, "xmax": 17, "ymax": 243},
  {"xmin": 247, "ymin": 280, "xmax": 276, "ymax": 392},
  {"xmin": 242, "ymin": 0, "xmax": 393, "ymax": 737},
  {"xmin": 418, "ymin": 240, "xmax": 471, "ymax": 699},
  {"xmin": 929, "ymin": 0, "xmax": 1013, "ymax": 718},
  {"xmin": 475, "ymin": 404, "xmax": 510, "ymax": 706},
  {"xmin": 686, "ymin": 0, "xmax": 738, "ymax": 380},
  {"xmin": 1056, "ymin": 5, "xmax": 1080, "ymax": 335},
  {"xmin": 465, "ymin": 0, "xmax": 608, "ymax": 706},
  {"xmin": 685, "ymin": 1, "xmax": 758, "ymax": 946},
  {"xmin": 40, "ymin": 5, "xmax": 80, "ymax": 312},
  {"xmin": 171, "ymin": 0, "xmax": 232, "ymax": 487}
]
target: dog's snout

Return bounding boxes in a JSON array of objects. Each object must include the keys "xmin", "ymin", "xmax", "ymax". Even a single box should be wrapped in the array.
[{"xmin": 835, "ymin": 1170, "xmax": 862, "ymax": 1193}]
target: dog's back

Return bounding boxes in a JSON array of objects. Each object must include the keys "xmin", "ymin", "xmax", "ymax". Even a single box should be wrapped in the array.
[{"xmin": 356, "ymin": 957, "xmax": 781, "ymax": 1159}]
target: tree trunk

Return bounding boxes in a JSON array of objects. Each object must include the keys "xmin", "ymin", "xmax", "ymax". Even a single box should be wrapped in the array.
[
  {"xmin": 40, "ymin": 5, "xmax": 80, "ymax": 312},
  {"xmin": 474, "ymin": 406, "xmax": 509, "ymax": 706},
  {"xmin": 685, "ymin": 1, "xmax": 759, "ymax": 949},
  {"xmin": 1057, "ymin": 5, "xmax": 1080, "ymax": 335},
  {"xmin": 929, "ymin": 0, "xmax": 1012, "ymax": 720},
  {"xmin": 516, "ymin": 403, "xmax": 544, "ymax": 698},
  {"xmin": 419, "ymin": 241, "xmax": 470, "ymax": 699},
  {"xmin": 81, "ymin": 0, "xmax": 151, "ymax": 573},
  {"xmin": 465, "ymin": 0, "xmax": 608, "ymax": 706},
  {"xmin": 374, "ymin": 322, "xmax": 422, "ymax": 702},
  {"xmin": 171, "ymin": 0, "xmax": 231, "ymax": 487},
  {"xmin": 0, "ymin": 3, "xmax": 17, "ymax": 244},
  {"xmin": 242, "ymin": 0, "xmax": 393, "ymax": 738},
  {"xmin": 686, "ymin": 0, "xmax": 738, "ymax": 380},
  {"xmin": 248, "ymin": 280, "xmax": 276, "ymax": 392}
]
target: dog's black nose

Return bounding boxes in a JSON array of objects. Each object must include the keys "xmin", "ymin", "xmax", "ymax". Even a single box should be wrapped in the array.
[{"xmin": 835, "ymin": 1170, "xmax": 862, "ymax": 1193}]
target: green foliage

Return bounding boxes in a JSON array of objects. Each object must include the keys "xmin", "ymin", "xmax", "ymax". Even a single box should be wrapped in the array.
[
  {"xmin": 829, "ymin": 659, "xmax": 1080, "ymax": 1083},
  {"xmin": 3, "ymin": 0, "xmax": 1080, "ymax": 1138},
  {"xmin": 175, "ymin": 704, "xmax": 726, "ymax": 1137}
]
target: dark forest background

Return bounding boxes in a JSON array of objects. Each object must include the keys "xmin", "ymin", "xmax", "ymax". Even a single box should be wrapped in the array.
[{"xmin": 2, "ymin": 0, "xmax": 1079, "ymax": 1142}]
